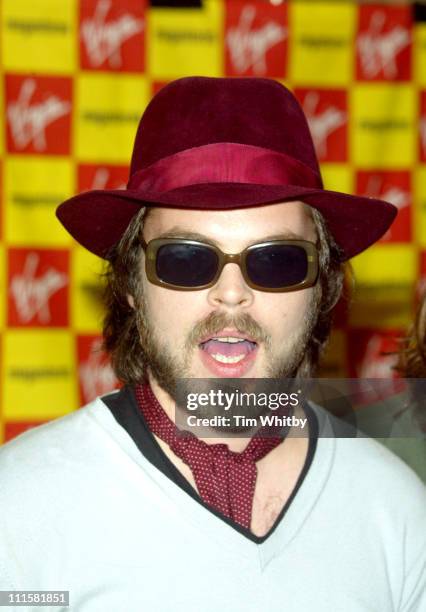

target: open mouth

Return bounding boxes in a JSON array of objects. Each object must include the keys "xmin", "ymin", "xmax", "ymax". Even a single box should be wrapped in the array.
[
  {"xmin": 198, "ymin": 333, "xmax": 259, "ymax": 376},
  {"xmin": 199, "ymin": 337, "xmax": 257, "ymax": 364}
]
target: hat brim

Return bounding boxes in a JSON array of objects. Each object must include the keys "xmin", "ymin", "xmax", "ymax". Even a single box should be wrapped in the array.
[{"xmin": 56, "ymin": 183, "xmax": 397, "ymax": 261}]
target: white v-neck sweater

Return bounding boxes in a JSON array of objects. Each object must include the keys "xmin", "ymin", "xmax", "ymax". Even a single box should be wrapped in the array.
[{"xmin": 0, "ymin": 396, "xmax": 425, "ymax": 612}]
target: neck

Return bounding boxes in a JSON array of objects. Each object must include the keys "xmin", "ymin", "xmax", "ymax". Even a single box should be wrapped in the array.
[{"xmin": 147, "ymin": 370, "xmax": 252, "ymax": 453}]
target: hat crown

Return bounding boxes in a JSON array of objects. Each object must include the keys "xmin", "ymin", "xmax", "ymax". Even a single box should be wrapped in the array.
[
  {"xmin": 56, "ymin": 76, "xmax": 397, "ymax": 261},
  {"xmin": 130, "ymin": 77, "xmax": 321, "ymax": 178}
]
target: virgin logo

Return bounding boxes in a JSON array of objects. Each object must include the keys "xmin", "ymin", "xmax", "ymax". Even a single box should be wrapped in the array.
[
  {"xmin": 357, "ymin": 11, "xmax": 410, "ymax": 79},
  {"xmin": 226, "ymin": 5, "xmax": 287, "ymax": 74},
  {"xmin": 91, "ymin": 168, "xmax": 126, "ymax": 190},
  {"xmin": 79, "ymin": 339, "xmax": 117, "ymax": 402},
  {"xmin": 302, "ymin": 92, "xmax": 346, "ymax": 158},
  {"xmin": 7, "ymin": 79, "xmax": 71, "ymax": 151},
  {"xmin": 364, "ymin": 175, "xmax": 409, "ymax": 211},
  {"xmin": 10, "ymin": 253, "xmax": 68, "ymax": 324},
  {"xmin": 81, "ymin": 0, "xmax": 144, "ymax": 68},
  {"xmin": 363, "ymin": 175, "xmax": 409, "ymax": 240},
  {"xmin": 358, "ymin": 335, "xmax": 396, "ymax": 379}
]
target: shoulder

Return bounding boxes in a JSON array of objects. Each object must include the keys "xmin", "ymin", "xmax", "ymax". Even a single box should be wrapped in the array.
[
  {"xmin": 314, "ymin": 407, "xmax": 426, "ymax": 576},
  {"xmin": 312, "ymin": 402, "xmax": 426, "ymax": 516},
  {"xmin": 0, "ymin": 396, "xmax": 115, "ymax": 490},
  {"xmin": 335, "ymin": 434, "xmax": 426, "ymax": 503},
  {"xmin": 311, "ymin": 406, "xmax": 426, "ymax": 600},
  {"xmin": 0, "ymin": 392, "xmax": 139, "ymax": 587},
  {"xmin": 0, "ymin": 397, "xmax": 104, "ymax": 452}
]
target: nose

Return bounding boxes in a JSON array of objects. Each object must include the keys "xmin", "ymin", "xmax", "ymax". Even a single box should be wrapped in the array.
[{"xmin": 207, "ymin": 262, "xmax": 254, "ymax": 309}]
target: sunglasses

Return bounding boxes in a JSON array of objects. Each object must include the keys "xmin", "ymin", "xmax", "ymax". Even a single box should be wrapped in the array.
[{"xmin": 140, "ymin": 237, "xmax": 319, "ymax": 292}]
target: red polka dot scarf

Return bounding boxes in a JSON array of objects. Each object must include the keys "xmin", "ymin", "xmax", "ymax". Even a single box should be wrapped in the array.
[{"xmin": 135, "ymin": 383, "xmax": 283, "ymax": 529}]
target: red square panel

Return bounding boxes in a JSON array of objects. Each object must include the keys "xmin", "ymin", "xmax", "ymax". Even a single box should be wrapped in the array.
[
  {"xmin": 77, "ymin": 335, "xmax": 120, "ymax": 405},
  {"xmin": 224, "ymin": 0, "xmax": 288, "ymax": 77},
  {"xmin": 79, "ymin": 0, "xmax": 146, "ymax": 72},
  {"xmin": 5, "ymin": 75, "xmax": 72, "ymax": 155},
  {"xmin": 294, "ymin": 89, "xmax": 347, "ymax": 162},
  {"xmin": 420, "ymin": 91, "xmax": 426, "ymax": 163},
  {"xmin": 347, "ymin": 328, "xmax": 402, "ymax": 379},
  {"xmin": 78, "ymin": 164, "xmax": 129, "ymax": 192},
  {"xmin": 151, "ymin": 81, "xmax": 169, "ymax": 97},
  {"xmin": 8, "ymin": 249, "xmax": 69, "ymax": 327},
  {"xmin": 356, "ymin": 171, "xmax": 412, "ymax": 243},
  {"xmin": 356, "ymin": 5, "xmax": 412, "ymax": 81}
]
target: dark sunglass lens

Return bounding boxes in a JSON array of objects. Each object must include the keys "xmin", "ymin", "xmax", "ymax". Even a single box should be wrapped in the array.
[
  {"xmin": 156, "ymin": 243, "xmax": 219, "ymax": 287},
  {"xmin": 246, "ymin": 245, "xmax": 308, "ymax": 288}
]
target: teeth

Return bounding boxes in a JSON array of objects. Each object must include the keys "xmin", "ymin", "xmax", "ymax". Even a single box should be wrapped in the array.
[
  {"xmin": 211, "ymin": 353, "xmax": 246, "ymax": 364},
  {"xmin": 212, "ymin": 337, "xmax": 247, "ymax": 343}
]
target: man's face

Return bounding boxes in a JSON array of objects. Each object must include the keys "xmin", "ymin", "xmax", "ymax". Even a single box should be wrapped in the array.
[{"xmin": 134, "ymin": 201, "xmax": 320, "ymax": 397}]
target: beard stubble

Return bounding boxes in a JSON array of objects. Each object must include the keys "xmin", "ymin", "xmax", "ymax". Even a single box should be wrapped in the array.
[{"xmin": 134, "ymin": 287, "xmax": 321, "ymax": 426}]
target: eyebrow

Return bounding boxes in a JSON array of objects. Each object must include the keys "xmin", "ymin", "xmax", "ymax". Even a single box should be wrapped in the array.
[{"xmin": 151, "ymin": 227, "xmax": 305, "ymax": 247}]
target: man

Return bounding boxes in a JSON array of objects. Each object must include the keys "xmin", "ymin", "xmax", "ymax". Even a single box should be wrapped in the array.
[{"xmin": 0, "ymin": 77, "xmax": 425, "ymax": 611}]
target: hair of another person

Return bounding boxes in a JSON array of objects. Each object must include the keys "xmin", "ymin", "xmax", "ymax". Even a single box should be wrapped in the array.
[
  {"xmin": 102, "ymin": 205, "xmax": 347, "ymax": 384},
  {"xmin": 396, "ymin": 293, "xmax": 426, "ymax": 428},
  {"xmin": 398, "ymin": 293, "xmax": 426, "ymax": 378}
]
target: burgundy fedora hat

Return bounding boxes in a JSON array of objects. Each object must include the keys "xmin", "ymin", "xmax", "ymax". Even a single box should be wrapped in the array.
[{"xmin": 57, "ymin": 76, "xmax": 397, "ymax": 261}]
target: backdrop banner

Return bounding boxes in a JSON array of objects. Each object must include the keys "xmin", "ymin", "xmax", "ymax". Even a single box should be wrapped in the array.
[{"xmin": 0, "ymin": 0, "xmax": 425, "ymax": 443}]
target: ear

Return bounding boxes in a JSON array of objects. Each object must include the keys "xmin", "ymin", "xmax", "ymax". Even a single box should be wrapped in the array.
[{"xmin": 127, "ymin": 294, "xmax": 135, "ymax": 309}]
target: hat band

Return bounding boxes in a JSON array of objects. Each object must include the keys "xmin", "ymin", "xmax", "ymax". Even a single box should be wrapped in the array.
[{"xmin": 128, "ymin": 143, "xmax": 323, "ymax": 193}]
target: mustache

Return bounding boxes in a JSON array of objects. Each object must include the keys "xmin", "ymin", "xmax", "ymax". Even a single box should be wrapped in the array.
[{"xmin": 185, "ymin": 311, "xmax": 271, "ymax": 349}]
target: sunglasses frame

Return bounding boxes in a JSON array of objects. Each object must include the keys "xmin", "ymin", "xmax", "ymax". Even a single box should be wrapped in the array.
[{"xmin": 140, "ymin": 237, "xmax": 319, "ymax": 293}]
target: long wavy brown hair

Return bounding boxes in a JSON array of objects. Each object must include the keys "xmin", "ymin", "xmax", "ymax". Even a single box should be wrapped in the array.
[
  {"xmin": 396, "ymin": 292, "xmax": 426, "ymax": 428},
  {"xmin": 398, "ymin": 293, "xmax": 426, "ymax": 378},
  {"xmin": 102, "ymin": 205, "xmax": 347, "ymax": 384}
]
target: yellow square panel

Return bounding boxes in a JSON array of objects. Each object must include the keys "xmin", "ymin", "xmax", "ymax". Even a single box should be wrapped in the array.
[
  {"xmin": 5, "ymin": 156, "xmax": 73, "ymax": 247},
  {"xmin": 351, "ymin": 84, "xmax": 416, "ymax": 168},
  {"xmin": 352, "ymin": 244, "xmax": 416, "ymax": 287},
  {"xmin": 320, "ymin": 164, "xmax": 353, "ymax": 194},
  {"xmin": 2, "ymin": 329, "xmax": 77, "ymax": 419},
  {"xmin": 349, "ymin": 299, "xmax": 414, "ymax": 330},
  {"xmin": 75, "ymin": 73, "xmax": 149, "ymax": 163},
  {"xmin": 1, "ymin": 0, "xmax": 76, "ymax": 74},
  {"xmin": 289, "ymin": 1, "xmax": 356, "ymax": 86},
  {"xmin": 71, "ymin": 246, "xmax": 105, "ymax": 333},
  {"xmin": 0, "ymin": 245, "xmax": 5, "ymax": 331},
  {"xmin": 349, "ymin": 244, "xmax": 416, "ymax": 328},
  {"xmin": 147, "ymin": 0, "xmax": 223, "ymax": 79},
  {"xmin": 0, "ymin": 77, "xmax": 4, "ymax": 156},
  {"xmin": 415, "ymin": 24, "xmax": 426, "ymax": 86},
  {"xmin": 415, "ymin": 166, "xmax": 426, "ymax": 248}
]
